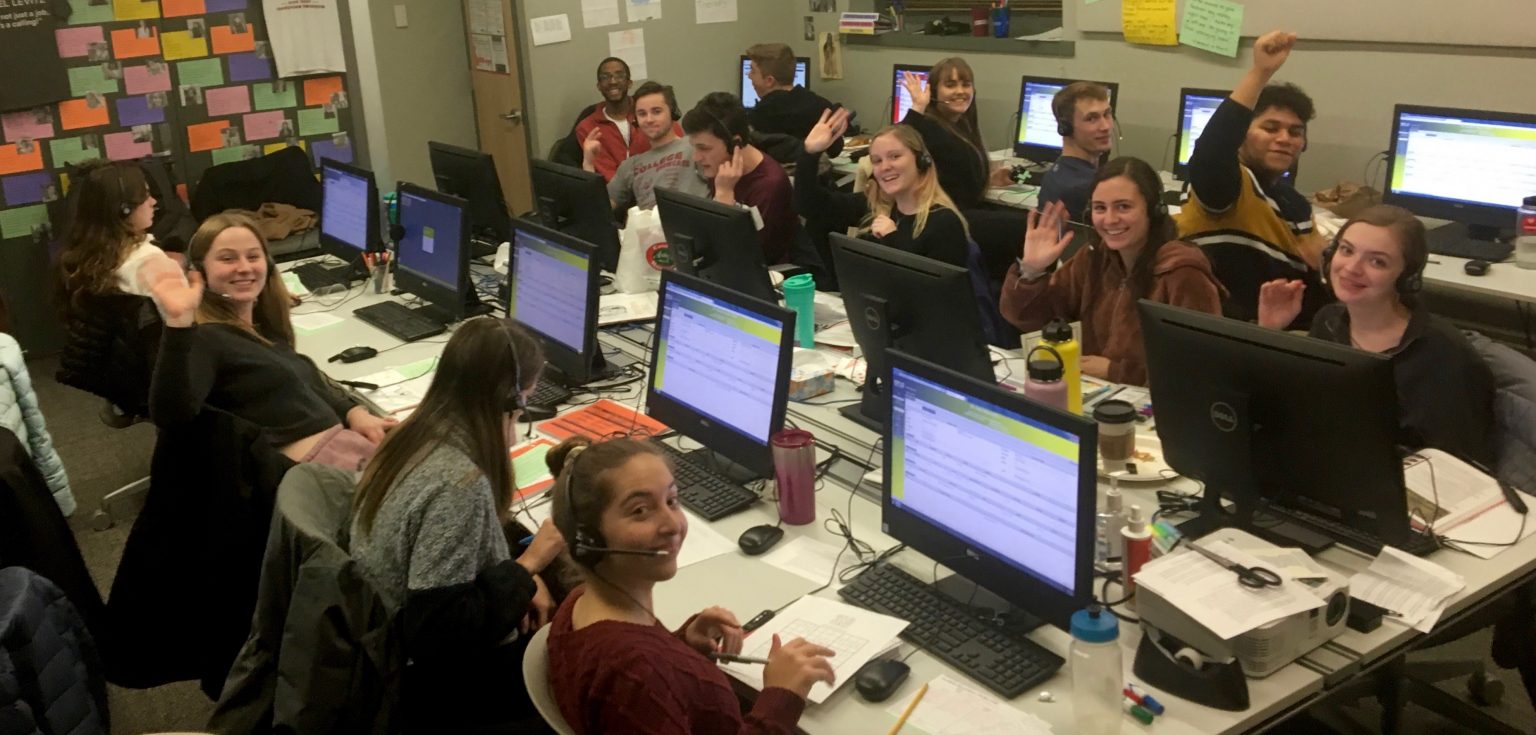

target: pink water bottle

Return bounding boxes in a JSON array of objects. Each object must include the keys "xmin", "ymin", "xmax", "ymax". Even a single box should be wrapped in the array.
[
  {"xmin": 772, "ymin": 429, "xmax": 817, "ymax": 525},
  {"xmin": 1024, "ymin": 345, "xmax": 1069, "ymax": 411}
]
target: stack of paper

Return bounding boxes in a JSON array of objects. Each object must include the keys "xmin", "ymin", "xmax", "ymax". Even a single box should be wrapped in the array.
[
  {"xmin": 885, "ymin": 675, "xmax": 1052, "ymax": 735},
  {"xmin": 720, "ymin": 595, "xmax": 907, "ymax": 703},
  {"xmin": 352, "ymin": 358, "xmax": 439, "ymax": 415},
  {"xmin": 1350, "ymin": 547, "xmax": 1466, "ymax": 633},
  {"xmin": 1134, "ymin": 540, "xmax": 1325, "ymax": 640},
  {"xmin": 598, "ymin": 291, "xmax": 658, "ymax": 326}
]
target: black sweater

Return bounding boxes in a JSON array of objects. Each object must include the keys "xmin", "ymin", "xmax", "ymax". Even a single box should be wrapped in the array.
[
  {"xmin": 748, "ymin": 86, "xmax": 842, "ymax": 156},
  {"xmin": 901, "ymin": 109, "xmax": 989, "ymax": 209},
  {"xmin": 793, "ymin": 148, "xmax": 968, "ymax": 267}
]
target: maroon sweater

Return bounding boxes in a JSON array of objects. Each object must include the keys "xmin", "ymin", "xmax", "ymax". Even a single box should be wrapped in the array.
[
  {"xmin": 548, "ymin": 588, "xmax": 805, "ymax": 734},
  {"xmin": 708, "ymin": 154, "xmax": 800, "ymax": 266}
]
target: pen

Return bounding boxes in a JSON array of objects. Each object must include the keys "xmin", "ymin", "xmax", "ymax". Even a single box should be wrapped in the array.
[
  {"xmin": 518, "ymin": 535, "xmax": 533, "ymax": 546},
  {"xmin": 1126, "ymin": 683, "xmax": 1165, "ymax": 715},
  {"xmin": 1124, "ymin": 696, "xmax": 1154, "ymax": 724},
  {"xmin": 887, "ymin": 682, "xmax": 928, "ymax": 735},
  {"xmin": 707, "ymin": 652, "xmax": 770, "ymax": 665},
  {"xmin": 1471, "ymin": 459, "xmax": 1528, "ymax": 514}
]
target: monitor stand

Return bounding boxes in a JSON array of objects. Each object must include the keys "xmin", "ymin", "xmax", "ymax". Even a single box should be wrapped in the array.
[
  {"xmin": 838, "ymin": 391, "xmax": 883, "ymax": 433},
  {"xmin": 679, "ymin": 446, "xmax": 760, "ymax": 486},
  {"xmin": 932, "ymin": 573, "xmax": 1046, "ymax": 636}
]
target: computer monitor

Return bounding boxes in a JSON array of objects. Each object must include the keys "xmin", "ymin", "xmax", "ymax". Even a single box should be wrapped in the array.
[
  {"xmin": 428, "ymin": 141, "xmax": 512, "ymax": 249},
  {"xmin": 829, "ymin": 233, "xmax": 993, "ymax": 431},
  {"xmin": 394, "ymin": 182, "xmax": 476, "ymax": 322},
  {"xmin": 507, "ymin": 217, "xmax": 611, "ymax": 385},
  {"xmin": 1012, "ymin": 76, "xmax": 1120, "ymax": 163},
  {"xmin": 739, "ymin": 55, "xmax": 810, "ymax": 109},
  {"xmin": 653, "ymin": 187, "xmax": 777, "ymax": 305},
  {"xmin": 319, "ymin": 158, "xmax": 379, "ymax": 264},
  {"xmin": 1172, "ymin": 88, "xmax": 1227, "ymax": 179},
  {"xmin": 1384, "ymin": 104, "xmax": 1536, "ymax": 254},
  {"xmin": 883, "ymin": 349, "xmax": 1097, "ymax": 631},
  {"xmin": 646, "ymin": 269, "xmax": 794, "ymax": 478},
  {"xmin": 1138, "ymin": 301, "xmax": 1409, "ymax": 550},
  {"xmin": 890, "ymin": 63, "xmax": 930, "ymax": 125},
  {"xmin": 530, "ymin": 159, "xmax": 622, "ymax": 273}
]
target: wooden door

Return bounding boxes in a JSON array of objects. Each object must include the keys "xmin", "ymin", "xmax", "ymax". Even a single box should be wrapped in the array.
[{"xmin": 462, "ymin": 0, "xmax": 533, "ymax": 215}]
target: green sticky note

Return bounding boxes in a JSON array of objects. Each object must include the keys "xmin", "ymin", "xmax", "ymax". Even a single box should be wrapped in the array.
[
  {"xmin": 511, "ymin": 444, "xmax": 554, "ymax": 490},
  {"xmin": 67, "ymin": 0, "xmax": 115, "ymax": 24},
  {"xmin": 49, "ymin": 136, "xmax": 102, "ymax": 167},
  {"xmin": 68, "ymin": 66, "xmax": 120, "ymax": 96},
  {"xmin": 252, "ymin": 82, "xmax": 297, "ymax": 110},
  {"xmin": 0, "ymin": 205, "xmax": 49, "ymax": 240},
  {"xmin": 176, "ymin": 58, "xmax": 225, "ymax": 89},
  {"xmin": 397, "ymin": 357, "xmax": 439, "ymax": 380},
  {"xmin": 297, "ymin": 107, "xmax": 339, "ymax": 135},
  {"xmin": 1179, "ymin": 0, "xmax": 1244, "ymax": 58},
  {"xmin": 211, "ymin": 145, "xmax": 259, "ymax": 165}
]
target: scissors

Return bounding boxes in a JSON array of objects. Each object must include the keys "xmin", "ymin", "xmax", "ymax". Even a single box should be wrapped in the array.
[{"xmin": 1188, "ymin": 543, "xmax": 1283, "ymax": 589}]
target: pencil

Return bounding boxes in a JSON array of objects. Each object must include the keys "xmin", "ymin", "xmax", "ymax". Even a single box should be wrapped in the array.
[{"xmin": 887, "ymin": 682, "xmax": 928, "ymax": 735}]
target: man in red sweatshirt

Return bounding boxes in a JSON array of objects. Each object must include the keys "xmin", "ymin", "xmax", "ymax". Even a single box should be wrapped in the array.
[{"xmin": 575, "ymin": 57, "xmax": 659, "ymax": 182}]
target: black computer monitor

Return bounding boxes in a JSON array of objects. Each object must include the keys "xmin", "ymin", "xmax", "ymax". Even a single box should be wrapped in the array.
[
  {"xmin": 1138, "ymin": 301, "xmax": 1409, "ymax": 550},
  {"xmin": 829, "ymin": 233, "xmax": 993, "ymax": 431},
  {"xmin": 508, "ymin": 217, "xmax": 612, "ymax": 386},
  {"xmin": 1384, "ymin": 104, "xmax": 1536, "ymax": 257},
  {"xmin": 394, "ymin": 182, "xmax": 476, "ymax": 322},
  {"xmin": 646, "ymin": 269, "xmax": 794, "ymax": 478},
  {"xmin": 654, "ymin": 187, "xmax": 776, "ymax": 305},
  {"xmin": 319, "ymin": 158, "xmax": 379, "ymax": 265},
  {"xmin": 883, "ymin": 349, "xmax": 1097, "ymax": 631},
  {"xmin": 530, "ymin": 159, "xmax": 621, "ymax": 272},
  {"xmin": 1171, "ymin": 88, "xmax": 1227, "ymax": 180},
  {"xmin": 739, "ymin": 55, "xmax": 810, "ymax": 109},
  {"xmin": 1012, "ymin": 76, "xmax": 1120, "ymax": 163},
  {"xmin": 890, "ymin": 63, "xmax": 929, "ymax": 125},
  {"xmin": 428, "ymin": 141, "xmax": 512, "ymax": 248}
]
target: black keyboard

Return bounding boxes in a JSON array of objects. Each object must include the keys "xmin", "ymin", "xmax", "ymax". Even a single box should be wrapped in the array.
[
  {"xmin": 530, "ymin": 378, "xmax": 572, "ymax": 407},
  {"xmin": 1260, "ymin": 505, "xmax": 1439, "ymax": 557},
  {"xmin": 353, "ymin": 302, "xmax": 445, "ymax": 342},
  {"xmin": 290, "ymin": 262, "xmax": 353, "ymax": 291},
  {"xmin": 657, "ymin": 443, "xmax": 758, "ymax": 521},
  {"xmin": 839, "ymin": 563, "xmax": 1064, "ymax": 699},
  {"xmin": 1429, "ymin": 238, "xmax": 1513, "ymax": 263}
]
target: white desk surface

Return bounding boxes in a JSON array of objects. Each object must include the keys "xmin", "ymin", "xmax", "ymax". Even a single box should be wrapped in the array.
[{"xmin": 294, "ymin": 269, "xmax": 1536, "ymax": 735}]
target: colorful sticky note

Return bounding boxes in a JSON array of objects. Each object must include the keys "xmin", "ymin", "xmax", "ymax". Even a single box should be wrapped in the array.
[
  {"xmin": 110, "ymin": 26, "xmax": 160, "ymax": 58},
  {"xmin": 49, "ymin": 136, "xmax": 102, "ymax": 167},
  {"xmin": 297, "ymin": 107, "xmax": 339, "ymax": 136},
  {"xmin": 242, "ymin": 110, "xmax": 285, "ymax": 141},
  {"xmin": 176, "ymin": 58, "xmax": 225, "ymax": 88},
  {"xmin": 112, "ymin": 0, "xmax": 160, "ymax": 21},
  {"xmin": 206, "ymin": 0, "xmax": 245, "ymax": 10},
  {"xmin": 103, "ymin": 131, "xmax": 154, "ymax": 161},
  {"xmin": 252, "ymin": 81, "xmax": 296, "ymax": 110},
  {"xmin": 161, "ymin": 30, "xmax": 209, "ymax": 60},
  {"xmin": 186, "ymin": 121, "xmax": 229, "ymax": 152},
  {"xmin": 161, "ymin": 0, "xmax": 206, "ymax": 16},
  {"xmin": 124, "ymin": 62, "xmax": 173, "ymax": 94},
  {"xmin": 302, "ymin": 76, "xmax": 344, "ymax": 107},
  {"xmin": 68, "ymin": 66, "xmax": 121, "ymax": 97},
  {"xmin": 2, "ymin": 173, "xmax": 53, "ymax": 206},
  {"xmin": 67, "ymin": 0, "xmax": 115, "ymax": 25},
  {"xmin": 210, "ymin": 24, "xmax": 256, "ymax": 54},
  {"xmin": 58, "ymin": 98, "xmax": 112, "ymax": 130},
  {"xmin": 211, "ymin": 145, "xmax": 258, "ymax": 165},
  {"xmin": 1, "ymin": 111, "xmax": 55, "ymax": 144},
  {"xmin": 0, "ymin": 205, "xmax": 50, "ymax": 240},
  {"xmin": 0, "ymin": 144, "xmax": 45, "ymax": 176},
  {"xmin": 227, "ymin": 52, "xmax": 271, "ymax": 82},
  {"xmin": 1179, "ymin": 0, "xmax": 1244, "ymax": 58},
  {"xmin": 205, "ymin": 86, "xmax": 252, "ymax": 116},
  {"xmin": 115, "ymin": 96, "xmax": 164, "ymax": 127},
  {"xmin": 1122, "ymin": 0, "xmax": 1177, "ymax": 46},
  {"xmin": 55, "ymin": 26, "xmax": 106, "ymax": 58},
  {"xmin": 263, "ymin": 140, "xmax": 303, "ymax": 156},
  {"xmin": 310, "ymin": 137, "xmax": 352, "ymax": 166}
]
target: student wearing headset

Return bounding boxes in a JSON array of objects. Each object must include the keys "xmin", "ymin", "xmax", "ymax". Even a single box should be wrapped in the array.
[
  {"xmin": 593, "ymin": 80, "xmax": 707, "ymax": 212},
  {"xmin": 681, "ymin": 92, "xmax": 800, "ymax": 265},
  {"xmin": 57, "ymin": 159, "xmax": 185, "ymax": 308},
  {"xmin": 350, "ymin": 318, "xmax": 568, "ymax": 732},
  {"xmin": 1257, "ymin": 204, "xmax": 1495, "ymax": 465},
  {"xmin": 898, "ymin": 57, "xmax": 1013, "ymax": 210},
  {"xmin": 147, "ymin": 213, "xmax": 396, "ymax": 469},
  {"xmin": 545, "ymin": 436, "xmax": 836, "ymax": 734},
  {"xmin": 1037, "ymin": 82, "xmax": 1115, "ymax": 221},
  {"xmin": 1001, "ymin": 157, "xmax": 1224, "ymax": 386}
]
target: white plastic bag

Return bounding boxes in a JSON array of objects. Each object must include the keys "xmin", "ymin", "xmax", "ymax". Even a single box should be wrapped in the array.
[{"xmin": 616, "ymin": 206, "xmax": 666, "ymax": 293}]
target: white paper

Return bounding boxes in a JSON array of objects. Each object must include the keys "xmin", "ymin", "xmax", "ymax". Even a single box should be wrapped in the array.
[
  {"xmin": 1443, "ymin": 490, "xmax": 1536, "ymax": 559},
  {"xmin": 607, "ymin": 28, "xmax": 648, "ymax": 81},
  {"xmin": 598, "ymin": 291, "xmax": 658, "ymax": 325},
  {"xmin": 1350, "ymin": 546, "xmax": 1466, "ymax": 633},
  {"xmin": 624, "ymin": 0, "xmax": 661, "ymax": 22},
  {"xmin": 582, "ymin": 0, "xmax": 621, "ymax": 28},
  {"xmin": 357, "ymin": 371, "xmax": 434, "ymax": 415},
  {"xmin": 676, "ymin": 511, "xmax": 737, "ymax": 569},
  {"xmin": 1403, "ymin": 448, "xmax": 1506, "ymax": 533},
  {"xmin": 467, "ymin": 0, "xmax": 505, "ymax": 35},
  {"xmin": 529, "ymin": 14, "xmax": 572, "ymax": 47},
  {"xmin": 1134, "ymin": 540, "xmax": 1325, "ymax": 640},
  {"xmin": 1244, "ymin": 547, "xmax": 1330, "ymax": 581},
  {"xmin": 761, "ymin": 536, "xmax": 845, "ymax": 586},
  {"xmin": 695, "ymin": 0, "xmax": 736, "ymax": 24},
  {"xmin": 290, "ymin": 312, "xmax": 344, "ymax": 332},
  {"xmin": 885, "ymin": 675, "xmax": 1054, "ymax": 735},
  {"xmin": 721, "ymin": 595, "xmax": 908, "ymax": 703}
]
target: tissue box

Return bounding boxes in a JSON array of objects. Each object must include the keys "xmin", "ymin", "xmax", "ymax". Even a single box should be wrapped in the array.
[{"xmin": 788, "ymin": 348, "xmax": 835, "ymax": 401}]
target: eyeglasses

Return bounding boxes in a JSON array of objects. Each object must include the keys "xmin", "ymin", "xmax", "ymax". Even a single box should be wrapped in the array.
[{"xmin": 598, "ymin": 72, "xmax": 630, "ymax": 83}]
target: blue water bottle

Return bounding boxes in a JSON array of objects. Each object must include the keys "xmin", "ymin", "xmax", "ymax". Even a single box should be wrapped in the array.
[{"xmin": 781, "ymin": 274, "xmax": 817, "ymax": 348}]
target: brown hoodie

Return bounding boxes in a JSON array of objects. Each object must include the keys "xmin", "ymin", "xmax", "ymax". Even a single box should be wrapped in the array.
[{"xmin": 1000, "ymin": 240, "xmax": 1224, "ymax": 386}]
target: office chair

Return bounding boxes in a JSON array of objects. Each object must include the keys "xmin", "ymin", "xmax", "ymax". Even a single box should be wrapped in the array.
[{"xmin": 521, "ymin": 626, "xmax": 578, "ymax": 735}]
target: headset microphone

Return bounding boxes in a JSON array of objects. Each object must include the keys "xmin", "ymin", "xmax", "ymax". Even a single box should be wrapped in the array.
[{"xmin": 573, "ymin": 543, "xmax": 670, "ymax": 557}]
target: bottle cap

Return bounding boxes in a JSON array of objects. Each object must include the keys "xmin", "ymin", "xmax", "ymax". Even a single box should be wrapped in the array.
[
  {"xmin": 782, "ymin": 273, "xmax": 815, "ymax": 293},
  {"xmin": 1071, "ymin": 603, "xmax": 1119, "ymax": 643},
  {"xmin": 1027, "ymin": 358, "xmax": 1063, "ymax": 381},
  {"xmin": 1105, "ymin": 486, "xmax": 1122, "ymax": 511},
  {"xmin": 1127, "ymin": 504, "xmax": 1147, "ymax": 533},
  {"xmin": 1042, "ymin": 318, "xmax": 1074, "ymax": 343}
]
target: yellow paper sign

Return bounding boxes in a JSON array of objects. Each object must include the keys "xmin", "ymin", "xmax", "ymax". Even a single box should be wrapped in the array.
[
  {"xmin": 161, "ymin": 30, "xmax": 209, "ymax": 60},
  {"xmin": 112, "ymin": 0, "xmax": 160, "ymax": 21},
  {"xmin": 1122, "ymin": 0, "xmax": 1177, "ymax": 46}
]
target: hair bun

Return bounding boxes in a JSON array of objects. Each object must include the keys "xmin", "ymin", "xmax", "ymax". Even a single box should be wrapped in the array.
[{"xmin": 545, "ymin": 436, "xmax": 594, "ymax": 476}]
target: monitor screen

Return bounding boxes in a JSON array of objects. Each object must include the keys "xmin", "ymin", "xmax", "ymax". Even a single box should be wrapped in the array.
[
  {"xmin": 397, "ymin": 187, "xmax": 465, "ymax": 292},
  {"xmin": 739, "ymin": 56, "xmax": 809, "ymax": 109},
  {"xmin": 1176, "ymin": 91, "xmax": 1226, "ymax": 169},
  {"xmin": 1388, "ymin": 108, "xmax": 1536, "ymax": 213},
  {"xmin": 891, "ymin": 65, "xmax": 929, "ymax": 125},
  {"xmin": 321, "ymin": 162, "xmax": 371, "ymax": 252},
  {"xmin": 510, "ymin": 225, "xmax": 591, "ymax": 354}
]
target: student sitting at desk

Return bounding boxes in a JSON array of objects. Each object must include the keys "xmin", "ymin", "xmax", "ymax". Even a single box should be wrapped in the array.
[
  {"xmin": 546, "ymin": 436, "xmax": 836, "ymax": 734},
  {"xmin": 575, "ymin": 57, "xmax": 670, "ymax": 182},
  {"xmin": 744, "ymin": 42, "xmax": 840, "ymax": 156},
  {"xmin": 350, "ymin": 318, "xmax": 567, "ymax": 732},
  {"xmin": 1257, "ymin": 204, "xmax": 1495, "ymax": 465},
  {"xmin": 897, "ymin": 58, "xmax": 1012, "ymax": 210},
  {"xmin": 593, "ymin": 80, "xmax": 708, "ymax": 211},
  {"xmin": 1001, "ymin": 157, "xmax": 1223, "ymax": 386},
  {"xmin": 147, "ymin": 213, "xmax": 397, "ymax": 470},
  {"xmin": 1177, "ymin": 30, "xmax": 1326, "ymax": 327},
  {"xmin": 57, "ymin": 160, "xmax": 186, "ymax": 303},
  {"xmin": 1038, "ymin": 82, "xmax": 1115, "ymax": 220},
  {"xmin": 682, "ymin": 92, "xmax": 801, "ymax": 265}
]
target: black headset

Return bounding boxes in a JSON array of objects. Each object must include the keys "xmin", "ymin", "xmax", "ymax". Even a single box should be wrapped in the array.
[
  {"xmin": 499, "ymin": 320, "xmax": 528, "ymax": 413},
  {"xmin": 914, "ymin": 146, "xmax": 932, "ymax": 173},
  {"xmin": 1320, "ymin": 229, "xmax": 1424, "ymax": 295},
  {"xmin": 702, "ymin": 107, "xmax": 743, "ymax": 155},
  {"xmin": 552, "ymin": 445, "xmax": 607, "ymax": 567}
]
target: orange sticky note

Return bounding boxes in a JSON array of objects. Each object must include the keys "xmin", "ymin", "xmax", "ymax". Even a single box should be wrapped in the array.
[
  {"xmin": 210, "ymin": 24, "xmax": 256, "ymax": 55},
  {"xmin": 0, "ymin": 143, "xmax": 45, "ymax": 175},
  {"xmin": 187, "ymin": 121, "xmax": 229, "ymax": 152},
  {"xmin": 58, "ymin": 98, "xmax": 111, "ymax": 130},
  {"xmin": 161, "ymin": 0, "xmax": 205, "ymax": 17},
  {"xmin": 302, "ymin": 76, "xmax": 344, "ymax": 107},
  {"xmin": 111, "ymin": 27, "xmax": 160, "ymax": 59}
]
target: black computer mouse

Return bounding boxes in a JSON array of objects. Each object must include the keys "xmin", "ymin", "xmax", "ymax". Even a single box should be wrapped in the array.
[
  {"xmin": 855, "ymin": 659, "xmax": 910, "ymax": 702},
  {"xmin": 328, "ymin": 346, "xmax": 377, "ymax": 363},
  {"xmin": 1465, "ymin": 259, "xmax": 1490, "ymax": 276},
  {"xmin": 737, "ymin": 524, "xmax": 784, "ymax": 556}
]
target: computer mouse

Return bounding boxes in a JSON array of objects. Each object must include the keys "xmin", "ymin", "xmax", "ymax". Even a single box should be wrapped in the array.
[
  {"xmin": 328, "ymin": 346, "xmax": 377, "ymax": 363},
  {"xmin": 1465, "ymin": 259, "xmax": 1490, "ymax": 276},
  {"xmin": 854, "ymin": 659, "xmax": 910, "ymax": 702},
  {"xmin": 737, "ymin": 524, "xmax": 784, "ymax": 556}
]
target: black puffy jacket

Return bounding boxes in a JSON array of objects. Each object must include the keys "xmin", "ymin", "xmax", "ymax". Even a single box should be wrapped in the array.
[{"xmin": 0, "ymin": 566, "xmax": 109, "ymax": 735}]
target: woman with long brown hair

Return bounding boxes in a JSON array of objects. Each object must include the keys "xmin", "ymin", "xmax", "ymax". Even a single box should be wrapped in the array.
[
  {"xmin": 897, "ymin": 57, "xmax": 1011, "ymax": 209},
  {"xmin": 57, "ymin": 160, "xmax": 183, "ymax": 310}
]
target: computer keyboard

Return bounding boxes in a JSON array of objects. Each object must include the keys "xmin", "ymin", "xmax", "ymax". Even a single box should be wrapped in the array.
[
  {"xmin": 290, "ymin": 262, "xmax": 353, "ymax": 292},
  {"xmin": 657, "ymin": 443, "xmax": 759, "ymax": 521},
  {"xmin": 839, "ymin": 563, "xmax": 1064, "ymax": 699},
  {"xmin": 1429, "ymin": 238, "xmax": 1514, "ymax": 263},
  {"xmin": 1258, "ymin": 504, "xmax": 1439, "ymax": 557},
  {"xmin": 529, "ymin": 378, "xmax": 572, "ymax": 407},
  {"xmin": 353, "ymin": 302, "xmax": 445, "ymax": 342}
]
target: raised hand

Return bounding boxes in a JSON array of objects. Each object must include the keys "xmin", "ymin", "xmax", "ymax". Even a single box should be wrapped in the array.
[
  {"xmin": 151, "ymin": 268, "xmax": 205, "ymax": 328},
  {"xmin": 804, "ymin": 107, "xmax": 850, "ymax": 156},
  {"xmin": 580, "ymin": 128, "xmax": 604, "ymax": 173},
  {"xmin": 901, "ymin": 72, "xmax": 930, "ymax": 115},
  {"xmin": 1019, "ymin": 200, "xmax": 1075, "ymax": 275},
  {"xmin": 1252, "ymin": 30, "xmax": 1297, "ymax": 76},
  {"xmin": 1257, "ymin": 278, "xmax": 1306, "ymax": 330}
]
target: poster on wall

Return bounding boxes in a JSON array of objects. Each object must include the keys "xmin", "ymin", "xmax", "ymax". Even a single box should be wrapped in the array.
[
  {"xmin": 262, "ymin": 0, "xmax": 347, "ymax": 76},
  {"xmin": 0, "ymin": 0, "xmax": 71, "ymax": 112}
]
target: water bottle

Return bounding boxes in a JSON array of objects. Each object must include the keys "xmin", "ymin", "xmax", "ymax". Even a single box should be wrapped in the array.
[
  {"xmin": 1041, "ymin": 319, "xmax": 1082, "ymax": 413},
  {"xmin": 771, "ymin": 429, "xmax": 816, "ymax": 525},
  {"xmin": 1071, "ymin": 603, "xmax": 1123, "ymax": 735},
  {"xmin": 1516, "ymin": 196, "xmax": 1536, "ymax": 270},
  {"xmin": 781, "ymin": 273, "xmax": 817, "ymax": 348},
  {"xmin": 1023, "ymin": 345, "xmax": 1068, "ymax": 411}
]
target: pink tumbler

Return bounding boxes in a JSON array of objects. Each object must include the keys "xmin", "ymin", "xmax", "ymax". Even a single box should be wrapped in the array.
[{"xmin": 772, "ymin": 429, "xmax": 817, "ymax": 525}]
